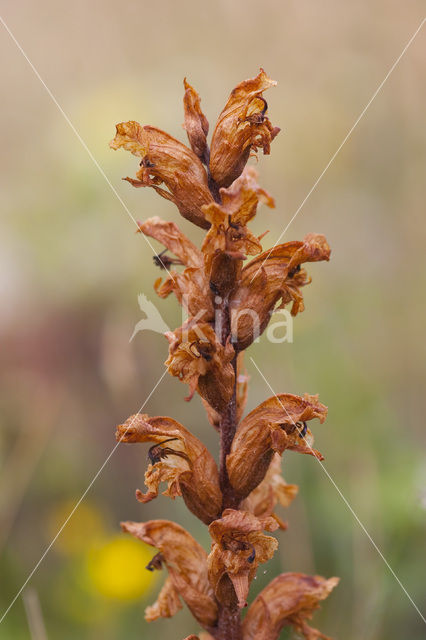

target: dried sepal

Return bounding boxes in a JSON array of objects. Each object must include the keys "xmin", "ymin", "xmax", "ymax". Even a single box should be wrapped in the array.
[
  {"xmin": 165, "ymin": 322, "xmax": 235, "ymax": 412},
  {"xmin": 242, "ymin": 572, "xmax": 339, "ymax": 640},
  {"xmin": 183, "ymin": 78, "xmax": 209, "ymax": 160},
  {"xmin": 110, "ymin": 122, "xmax": 213, "ymax": 229},
  {"xmin": 210, "ymin": 69, "xmax": 280, "ymax": 188},
  {"xmin": 227, "ymin": 393, "xmax": 327, "ymax": 499},
  {"xmin": 116, "ymin": 414, "xmax": 221, "ymax": 524},
  {"xmin": 242, "ymin": 453, "xmax": 298, "ymax": 529},
  {"xmin": 201, "ymin": 166, "xmax": 274, "ymax": 279},
  {"xmin": 207, "ymin": 509, "xmax": 279, "ymax": 609},
  {"xmin": 121, "ymin": 520, "xmax": 218, "ymax": 627},
  {"xmin": 230, "ymin": 233, "xmax": 331, "ymax": 350},
  {"xmin": 145, "ymin": 576, "xmax": 183, "ymax": 621}
]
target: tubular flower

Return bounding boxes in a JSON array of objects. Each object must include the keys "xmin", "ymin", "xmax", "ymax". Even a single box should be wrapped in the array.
[
  {"xmin": 227, "ymin": 394, "xmax": 328, "ymax": 499},
  {"xmin": 122, "ymin": 520, "xmax": 218, "ymax": 628},
  {"xmin": 207, "ymin": 509, "xmax": 279, "ymax": 609},
  {"xmin": 165, "ymin": 322, "xmax": 235, "ymax": 412},
  {"xmin": 230, "ymin": 233, "xmax": 331, "ymax": 350},
  {"xmin": 116, "ymin": 414, "xmax": 221, "ymax": 524},
  {"xmin": 242, "ymin": 453, "xmax": 298, "ymax": 529},
  {"xmin": 183, "ymin": 78, "xmax": 209, "ymax": 161},
  {"xmin": 110, "ymin": 122, "xmax": 213, "ymax": 229},
  {"xmin": 209, "ymin": 69, "xmax": 280, "ymax": 188},
  {"xmin": 242, "ymin": 572, "xmax": 339, "ymax": 640}
]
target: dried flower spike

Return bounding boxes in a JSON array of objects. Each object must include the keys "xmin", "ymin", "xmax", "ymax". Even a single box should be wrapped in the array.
[{"xmin": 112, "ymin": 70, "xmax": 338, "ymax": 640}]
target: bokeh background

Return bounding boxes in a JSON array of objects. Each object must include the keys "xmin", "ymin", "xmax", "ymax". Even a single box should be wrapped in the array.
[{"xmin": 1, "ymin": 1, "xmax": 425, "ymax": 638}]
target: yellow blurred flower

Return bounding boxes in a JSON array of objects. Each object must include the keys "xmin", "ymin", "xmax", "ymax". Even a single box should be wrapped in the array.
[
  {"xmin": 86, "ymin": 536, "xmax": 157, "ymax": 601},
  {"xmin": 47, "ymin": 500, "xmax": 104, "ymax": 555}
]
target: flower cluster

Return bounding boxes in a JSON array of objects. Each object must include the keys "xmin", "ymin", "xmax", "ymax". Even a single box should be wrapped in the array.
[{"xmin": 111, "ymin": 70, "xmax": 338, "ymax": 640}]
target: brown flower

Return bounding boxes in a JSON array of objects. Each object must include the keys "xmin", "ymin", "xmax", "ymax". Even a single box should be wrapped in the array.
[
  {"xmin": 209, "ymin": 69, "xmax": 280, "ymax": 188},
  {"xmin": 116, "ymin": 414, "xmax": 221, "ymax": 524},
  {"xmin": 242, "ymin": 453, "xmax": 298, "ymax": 529},
  {"xmin": 230, "ymin": 233, "xmax": 331, "ymax": 350},
  {"xmin": 207, "ymin": 509, "xmax": 279, "ymax": 609},
  {"xmin": 110, "ymin": 121, "xmax": 213, "ymax": 228},
  {"xmin": 227, "ymin": 393, "xmax": 327, "ymax": 499},
  {"xmin": 165, "ymin": 322, "xmax": 235, "ymax": 412},
  {"xmin": 183, "ymin": 78, "xmax": 209, "ymax": 161},
  {"xmin": 201, "ymin": 166, "xmax": 274, "ymax": 285},
  {"xmin": 122, "ymin": 519, "xmax": 218, "ymax": 628},
  {"xmin": 242, "ymin": 572, "xmax": 339, "ymax": 640}
]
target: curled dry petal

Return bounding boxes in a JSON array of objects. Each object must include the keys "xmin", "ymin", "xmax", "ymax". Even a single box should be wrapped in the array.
[
  {"xmin": 242, "ymin": 453, "xmax": 298, "ymax": 529},
  {"xmin": 242, "ymin": 572, "xmax": 339, "ymax": 640},
  {"xmin": 201, "ymin": 166, "xmax": 274, "ymax": 284},
  {"xmin": 121, "ymin": 519, "xmax": 218, "ymax": 627},
  {"xmin": 138, "ymin": 216, "xmax": 203, "ymax": 269},
  {"xmin": 227, "ymin": 394, "xmax": 327, "ymax": 499},
  {"xmin": 155, "ymin": 267, "xmax": 214, "ymax": 321},
  {"xmin": 116, "ymin": 414, "xmax": 221, "ymax": 524},
  {"xmin": 183, "ymin": 78, "xmax": 209, "ymax": 160},
  {"xmin": 145, "ymin": 576, "xmax": 182, "ymax": 621},
  {"xmin": 110, "ymin": 121, "xmax": 213, "ymax": 229},
  {"xmin": 207, "ymin": 509, "xmax": 279, "ymax": 609},
  {"xmin": 210, "ymin": 69, "xmax": 280, "ymax": 188},
  {"xmin": 230, "ymin": 233, "xmax": 331, "ymax": 350},
  {"xmin": 165, "ymin": 322, "xmax": 235, "ymax": 412}
]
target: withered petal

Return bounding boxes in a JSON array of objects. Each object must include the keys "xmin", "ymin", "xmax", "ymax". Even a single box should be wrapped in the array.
[
  {"xmin": 122, "ymin": 519, "xmax": 217, "ymax": 627},
  {"xmin": 137, "ymin": 216, "xmax": 203, "ymax": 268},
  {"xmin": 210, "ymin": 69, "xmax": 279, "ymax": 187},
  {"xmin": 183, "ymin": 78, "xmax": 209, "ymax": 160},
  {"xmin": 230, "ymin": 233, "xmax": 331, "ymax": 350},
  {"xmin": 116, "ymin": 414, "xmax": 221, "ymax": 524},
  {"xmin": 201, "ymin": 166, "xmax": 274, "ymax": 281},
  {"xmin": 227, "ymin": 394, "xmax": 327, "ymax": 498},
  {"xmin": 242, "ymin": 572, "xmax": 339, "ymax": 640},
  {"xmin": 145, "ymin": 576, "xmax": 182, "ymax": 621},
  {"xmin": 110, "ymin": 121, "xmax": 213, "ymax": 228},
  {"xmin": 243, "ymin": 453, "xmax": 298, "ymax": 528}
]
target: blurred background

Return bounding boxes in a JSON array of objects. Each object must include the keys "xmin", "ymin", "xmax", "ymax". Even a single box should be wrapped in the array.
[{"xmin": 0, "ymin": 1, "xmax": 425, "ymax": 638}]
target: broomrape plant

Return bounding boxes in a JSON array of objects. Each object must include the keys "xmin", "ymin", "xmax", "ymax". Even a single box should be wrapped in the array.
[{"xmin": 110, "ymin": 69, "xmax": 339, "ymax": 640}]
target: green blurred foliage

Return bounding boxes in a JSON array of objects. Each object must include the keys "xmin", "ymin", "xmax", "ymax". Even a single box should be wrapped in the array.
[{"xmin": 0, "ymin": 1, "xmax": 425, "ymax": 638}]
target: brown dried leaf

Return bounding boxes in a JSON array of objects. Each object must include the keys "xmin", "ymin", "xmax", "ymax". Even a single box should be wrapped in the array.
[
  {"xmin": 242, "ymin": 572, "xmax": 339, "ymax": 640},
  {"xmin": 110, "ymin": 121, "xmax": 213, "ymax": 228},
  {"xmin": 122, "ymin": 519, "xmax": 218, "ymax": 627},
  {"xmin": 210, "ymin": 69, "xmax": 280, "ymax": 187},
  {"xmin": 116, "ymin": 414, "xmax": 221, "ymax": 524},
  {"xmin": 227, "ymin": 394, "xmax": 327, "ymax": 498}
]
